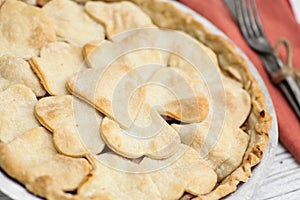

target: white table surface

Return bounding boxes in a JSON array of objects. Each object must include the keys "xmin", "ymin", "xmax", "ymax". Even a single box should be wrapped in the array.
[
  {"xmin": 1, "ymin": 142, "xmax": 299, "ymax": 200},
  {"xmin": 254, "ymin": 143, "xmax": 300, "ymax": 200}
]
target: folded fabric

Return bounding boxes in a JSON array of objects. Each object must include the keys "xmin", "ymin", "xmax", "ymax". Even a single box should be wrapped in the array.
[{"xmin": 178, "ymin": 0, "xmax": 300, "ymax": 163}]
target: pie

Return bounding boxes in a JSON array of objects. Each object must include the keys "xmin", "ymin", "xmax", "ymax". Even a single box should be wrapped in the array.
[{"xmin": 0, "ymin": 0, "xmax": 272, "ymax": 200}]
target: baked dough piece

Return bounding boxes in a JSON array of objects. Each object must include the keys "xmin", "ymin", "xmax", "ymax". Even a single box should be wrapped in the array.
[
  {"xmin": 68, "ymin": 33, "xmax": 167, "ymax": 128},
  {"xmin": 147, "ymin": 67, "xmax": 209, "ymax": 123},
  {"xmin": 168, "ymin": 54, "xmax": 251, "ymax": 126},
  {"xmin": 0, "ymin": 84, "xmax": 39, "ymax": 143},
  {"xmin": 35, "ymin": 95, "xmax": 105, "ymax": 157},
  {"xmin": 172, "ymin": 121, "xmax": 249, "ymax": 181},
  {"xmin": 30, "ymin": 42, "xmax": 85, "ymax": 96},
  {"xmin": 101, "ymin": 114, "xmax": 181, "ymax": 159},
  {"xmin": 222, "ymin": 77, "xmax": 251, "ymax": 127},
  {"xmin": 140, "ymin": 145, "xmax": 217, "ymax": 199},
  {"xmin": 42, "ymin": 0, "xmax": 105, "ymax": 47},
  {"xmin": 0, "ymin": 0, "xmax": 56, "ymax": 59},
  {"xmin": 190, "ymin": 77, "xmax": 251, "ymax": 127},
  {"xmin": 67, "ymin": 63, "xmax": 146, "ymax": 129},
  {"xmin": 0, "ymin": 127, "xmax": 91, "ymax": 199},
  {"xmin": 0, "ymin": 55, "xmax": 46, "ymax": 97},
  {"xmin": 77, "ymin": 155, "xmax": 161, "ymax": 200},
  {"xmin": 85, "ymin": 1, "xmax": 154, "ymax": 38}
]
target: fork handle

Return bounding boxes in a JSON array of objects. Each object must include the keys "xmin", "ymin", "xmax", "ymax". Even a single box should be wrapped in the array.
[{"xmin": 260, "ymin": 53, "xmax": 300, "ymax": 120}]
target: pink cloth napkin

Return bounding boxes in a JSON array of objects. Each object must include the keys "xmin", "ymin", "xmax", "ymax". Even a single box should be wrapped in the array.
[{"xmin": 178, "ymin": 0, "xmax": 300, "ymax": 163}]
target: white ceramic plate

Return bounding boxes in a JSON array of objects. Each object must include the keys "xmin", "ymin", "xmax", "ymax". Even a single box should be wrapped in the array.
[{"xmin": 0, "ymin": 1, "xmax": 278, "ymax": 199}]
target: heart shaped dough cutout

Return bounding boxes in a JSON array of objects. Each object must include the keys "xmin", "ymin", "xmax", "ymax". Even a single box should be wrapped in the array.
[
  {"xmin": 0, "ymin": 127, "xmax": 91, "ymax": 199},
  {"xmin": 0, "ymin": 84, "xmax": 39, "ymax": 143},
  {"xmin": 35, "ymin": 95, "xmax": 105, "ymax": 157}
]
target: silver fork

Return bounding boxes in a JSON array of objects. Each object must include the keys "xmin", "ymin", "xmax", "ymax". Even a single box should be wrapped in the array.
[
  {"xmin": 236, "ymin": 0, "xmax": 274, "ymax": 54},
  {"xmin": 225, "ymin": 0, "xmax": 300, "ymax": 120}
]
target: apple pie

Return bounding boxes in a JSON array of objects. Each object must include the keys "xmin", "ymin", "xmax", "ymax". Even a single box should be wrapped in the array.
[{"xmin": 0, "ymin": 0, "xmax": 271, "ymax": 200}]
